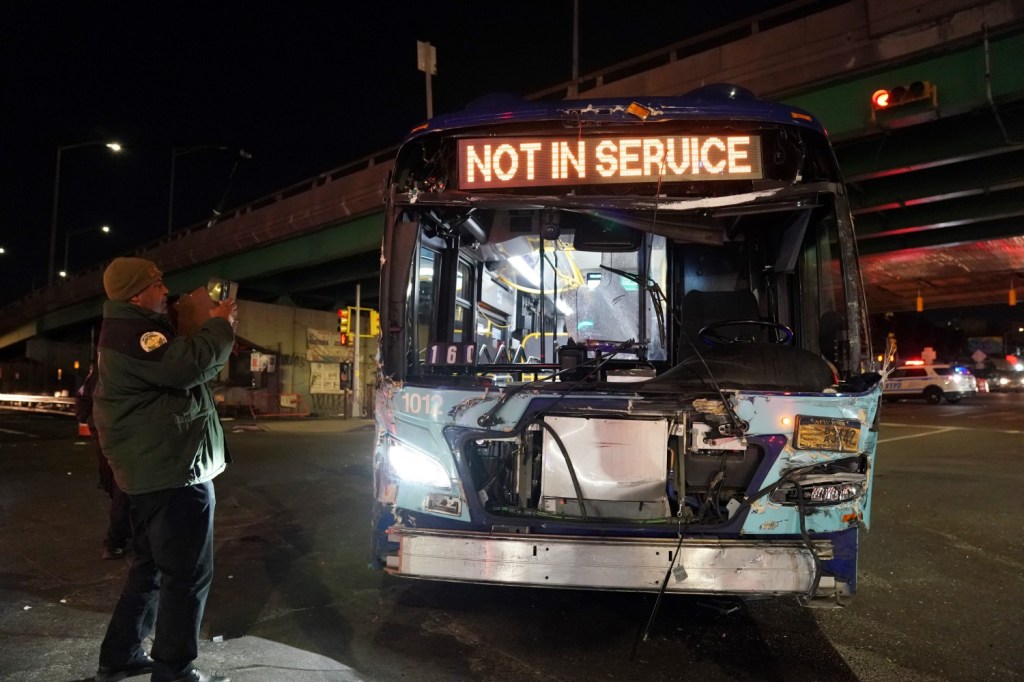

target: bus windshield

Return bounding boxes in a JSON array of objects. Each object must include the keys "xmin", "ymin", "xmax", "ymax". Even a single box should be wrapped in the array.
[{"xmin": 384, "ymin": 117, "xmax": 869, "ymax": 391}]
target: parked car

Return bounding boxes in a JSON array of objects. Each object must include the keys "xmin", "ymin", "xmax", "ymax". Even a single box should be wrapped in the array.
[
  {"xmin": 988, "ymin": 370, "xmax": 1024, "ymax": 393},
  {"xmin": 883, "ymin": 363, "xmax": 978, "ymax": 404}
]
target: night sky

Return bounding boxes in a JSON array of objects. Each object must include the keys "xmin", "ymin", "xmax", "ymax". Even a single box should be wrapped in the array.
[{"xmin": 0, "ymin": 1, "xmax": 785, "ymax": 305}]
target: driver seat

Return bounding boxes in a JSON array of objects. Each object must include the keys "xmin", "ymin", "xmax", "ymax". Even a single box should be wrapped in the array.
[
  {"xmin": 680, "ymin": 289, "xmax": 762, "ymax": 348},
  {"xmin": 653, "ymin": 289, "xmax": 836, "ymax": 391}
]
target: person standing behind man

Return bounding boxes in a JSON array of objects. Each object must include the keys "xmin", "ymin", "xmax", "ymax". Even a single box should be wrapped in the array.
[
  {"xmin": 92, "ymin": 257, "xmax": 236, "ymax": 682},
  {"xmin": 74, "ymin": 361, "xmax": 132, "ymax": 560}
]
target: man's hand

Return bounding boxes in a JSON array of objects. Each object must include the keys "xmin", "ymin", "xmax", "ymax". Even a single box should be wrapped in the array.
[{"xmin": 211, "ymin": 299, "xmax": 238, "ymax": 330}]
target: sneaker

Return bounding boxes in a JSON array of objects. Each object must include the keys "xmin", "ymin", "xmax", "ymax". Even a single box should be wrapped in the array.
[
  {"xmin": 95, "ymin": 653, "xmax": 154, "ymax": 681},
  {"xmin": 101, "ymin": 546, "xmax": 126, "ymax": 560}
]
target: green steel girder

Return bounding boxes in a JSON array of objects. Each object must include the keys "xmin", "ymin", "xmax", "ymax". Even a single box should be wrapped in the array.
[
  {"xmin": 781, "ymin": 30, "xmax": 1024, "ymax": 142},
  {"xmin": 847, "ymin": 150, "xmax": 1024, "ymax": 214},
  {"xmin": 34, "ymin": 213, "xmax": 385, "ymax": 334},
  {"xmin": 241, "ymin": 251, "xmax": 384, "ymax": 310},
  {"xmin": 162, "ymin": 212, "xmax": 384, "ymax": 294},
  {"xmin": 834, "ymin": 106, "xmax": 1024, "ymax": 182},
  {"xmin": 853, "ymin": 189, "xmax": 1024, "ymax": 239},
  {"xmin": 856, "ymin": 215, "xmax": 1024, "ymax": 255}
]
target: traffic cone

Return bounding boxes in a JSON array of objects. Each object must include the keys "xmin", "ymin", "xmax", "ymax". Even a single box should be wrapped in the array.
[{"xmin": 77, "ymin": 423, "xmax": 92, "ymax": 437}]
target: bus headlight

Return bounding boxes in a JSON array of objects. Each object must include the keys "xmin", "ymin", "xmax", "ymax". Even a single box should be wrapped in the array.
[
  {"xmin": 386, "ymin": 437, "xmax": 452, "ymax": 488},
  {"xmin": 769, "ymin": 474, "xmax": 866, "ymax": 506}
]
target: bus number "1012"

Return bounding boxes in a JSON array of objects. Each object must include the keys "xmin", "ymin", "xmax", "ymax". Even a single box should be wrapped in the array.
[{"xmin": 399, "ymin": 391, "xmax": 444, "ymax": 419}]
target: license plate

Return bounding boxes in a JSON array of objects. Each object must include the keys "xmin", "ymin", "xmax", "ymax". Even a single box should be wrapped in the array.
[{"xmin": 793, "ymin": 415, "xmax": 861, "ymax": 452}]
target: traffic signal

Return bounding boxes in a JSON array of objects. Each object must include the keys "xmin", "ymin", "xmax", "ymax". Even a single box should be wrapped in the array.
[
  {"xmin": 338, "ymin": 307, "xmax": 350, "ymax": 334},
  {"xmin": 369, "ymin": 309, "xmax": 380, "ymax": 336},
  {"xmin": 870, "ymin": 81, "xmax": 936, "ymax": 119}
]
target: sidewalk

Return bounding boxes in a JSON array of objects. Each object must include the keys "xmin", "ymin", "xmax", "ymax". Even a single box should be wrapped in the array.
[{"xmin": 0, "ymin": 592, "xmax": 364, "ymax": 681}]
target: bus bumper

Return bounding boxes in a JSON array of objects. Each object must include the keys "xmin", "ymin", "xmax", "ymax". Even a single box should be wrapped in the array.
[{"xmin": 384, "ymin": 527, "xmax": 853, "ymax": 603}]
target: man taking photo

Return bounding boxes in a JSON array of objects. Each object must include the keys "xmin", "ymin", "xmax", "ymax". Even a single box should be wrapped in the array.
[{"xmin": 92, "ymin": 257, "xmax": 236, "ymax": 682}]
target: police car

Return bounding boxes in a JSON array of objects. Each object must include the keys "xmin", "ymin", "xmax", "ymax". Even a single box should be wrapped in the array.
[{"xmin": 883, "ymin": 362, "xmax": 978, "ymax": 404}]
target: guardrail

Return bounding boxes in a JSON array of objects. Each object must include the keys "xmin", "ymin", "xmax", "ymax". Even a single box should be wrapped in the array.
[{"xmin": 0, "ymin": 393, "xmax": 76, "ymax": 416}]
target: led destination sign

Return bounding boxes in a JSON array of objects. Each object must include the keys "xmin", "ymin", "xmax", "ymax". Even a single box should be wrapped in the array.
[{"xmin": 458, "ymin": 135, "xmax": 763, "ymax": 190}]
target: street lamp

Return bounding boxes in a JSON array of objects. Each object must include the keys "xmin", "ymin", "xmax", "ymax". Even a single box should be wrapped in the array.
[
  {"xmin": 60, "ymin": 224, "xmax": 112, "ymax": 278},
  {"xmin": 48, "ymin": 141, "xmax": 122, "ymax": 284},
  {"xmin": 168, "ymin": 145, "xmax": 228, "ymax": 234}
]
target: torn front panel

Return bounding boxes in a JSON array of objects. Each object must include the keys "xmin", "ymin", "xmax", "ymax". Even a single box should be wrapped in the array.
[{"xmin": 540, "ymin": 416, "xmax": 669, "ymax": 519}]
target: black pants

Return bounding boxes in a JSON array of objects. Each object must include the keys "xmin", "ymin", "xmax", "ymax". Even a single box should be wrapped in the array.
[{"xmin": 98, "ymin": 480, "xmax": 216, "ymax": 681}]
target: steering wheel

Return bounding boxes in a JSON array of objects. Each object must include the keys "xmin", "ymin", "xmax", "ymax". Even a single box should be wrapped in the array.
[{"xmin": 697, "ymin": 319, "xmax": 794, "ymax": 346}]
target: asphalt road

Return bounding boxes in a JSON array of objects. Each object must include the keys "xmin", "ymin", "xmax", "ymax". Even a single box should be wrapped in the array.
[{"xmin": 0, "ymin": 393, "xmax": 1021, "ymax": 681}]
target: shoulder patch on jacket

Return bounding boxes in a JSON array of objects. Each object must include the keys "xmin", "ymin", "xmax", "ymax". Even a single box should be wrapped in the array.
[{"xmin": 140, "ymin": 331, "xmax": 168, "ymax": 352}]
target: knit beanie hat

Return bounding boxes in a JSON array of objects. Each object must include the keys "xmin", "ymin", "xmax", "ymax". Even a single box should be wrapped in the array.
[{"xmin": 103, "ymin": 257, "xmax": 163, "ymax": 301}]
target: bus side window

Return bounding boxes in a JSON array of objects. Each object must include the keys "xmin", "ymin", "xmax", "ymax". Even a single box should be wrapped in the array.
[
  {"xmin": 415, "ymin": 247, "xmax": 438, "ymax": 356},
  {"xmin": 453, "ymin": 260, "xmax": 474, "ymax": 343}
]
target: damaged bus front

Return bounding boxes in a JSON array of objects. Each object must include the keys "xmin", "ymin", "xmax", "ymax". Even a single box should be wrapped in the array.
[{"xmin": 372, "ymin": 86, "xmax": 882, "ymax": 607}]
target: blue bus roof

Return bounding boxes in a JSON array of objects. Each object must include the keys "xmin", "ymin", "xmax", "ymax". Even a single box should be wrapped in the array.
[{"xmin": 404, "ymin": 84, "xmax": 826, "ymax": 144}]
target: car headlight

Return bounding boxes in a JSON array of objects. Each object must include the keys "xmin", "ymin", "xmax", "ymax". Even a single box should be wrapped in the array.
[
  {"xmin": 769, "ymin": 474, "xmax": 866, "ymax": 506},
  {"xmin": 386, "ymin": 436, "xmax": 452, "ymax": 488}
]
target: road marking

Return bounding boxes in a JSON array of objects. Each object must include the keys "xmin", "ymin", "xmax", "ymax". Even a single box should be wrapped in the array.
[
  {"xmin": 880, "ymin": 422, "xmax": 1024, "ymax": 441},
  {"xmin": 0, "ymin": 427, "xmax": 35, "ymax": 436},
  {"xmin": 877, "ymin": 426, "xmax": 959, "ymax": 443}
]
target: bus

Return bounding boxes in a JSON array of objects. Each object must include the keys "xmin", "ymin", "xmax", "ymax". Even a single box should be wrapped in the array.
[{"xmin": 372, "ymin": 84, "xmax": 884, "ymax": 607}]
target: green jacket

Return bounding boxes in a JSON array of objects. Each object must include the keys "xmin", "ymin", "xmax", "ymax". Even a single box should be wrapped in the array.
[{"xmin": 93, "ymin": 300, "xmax": 235, "ymax": 495}]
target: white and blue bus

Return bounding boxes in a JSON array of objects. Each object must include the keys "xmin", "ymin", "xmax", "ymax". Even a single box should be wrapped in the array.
[{"xmin": 373, "ymin": 85, "xmax": 883, "ymax": 607}]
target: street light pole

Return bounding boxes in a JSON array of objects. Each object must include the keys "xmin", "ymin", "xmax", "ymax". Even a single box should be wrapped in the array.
[
  {"xmin": 168, "ymin": 145, "xmax": 228, "ymax": 234},
  {"xmin": 207, "ymin": 148, "xmax": 252, "ymax": 228},
  {"xmin": 61, "ymin": 224, "xmax": 111, "ymax": 278},
  {"xmin": 416, "ymin": 41, "xmax": 437, "ymax": 119},
  {"xmin": 47, "ymin": 141, "xmax": 122, "ymax": 284}
]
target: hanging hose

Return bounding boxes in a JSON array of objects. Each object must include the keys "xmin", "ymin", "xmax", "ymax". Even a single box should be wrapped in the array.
[
  {"xmin": 632, "ymin": 529, "xmax": 686, "ymax": 658},
  {"xmin": 537, "ymin": 419, "xmax": 588, "ymax": 520}
]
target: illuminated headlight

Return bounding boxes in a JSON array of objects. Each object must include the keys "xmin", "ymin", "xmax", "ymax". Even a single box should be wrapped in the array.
[
  {"xmin": 769, "ymin": 475, "xmax": 866, "ymax": 506},
  {"xmin": 385, "ymin": 437, "xmax": 452, "ymax": 488},
  {"xmin": 808, "ymin": 482, "xmax": 862, "ymax": 503}
]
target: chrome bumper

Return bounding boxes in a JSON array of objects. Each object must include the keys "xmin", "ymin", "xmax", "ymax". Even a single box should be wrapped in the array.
[{"xmin": 385, "ymin": 528, "xmax": 832, "ymax": 595}]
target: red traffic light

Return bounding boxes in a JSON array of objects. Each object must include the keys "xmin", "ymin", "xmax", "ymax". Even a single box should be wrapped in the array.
[{"xmin": 871, "ymin": 81, "xmax": 934, "ymax": 113}]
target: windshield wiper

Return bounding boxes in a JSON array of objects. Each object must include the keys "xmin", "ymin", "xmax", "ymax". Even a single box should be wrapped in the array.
[{"xmin": 600, "ymin": 265, "xmax": 667, "ymax": 348}]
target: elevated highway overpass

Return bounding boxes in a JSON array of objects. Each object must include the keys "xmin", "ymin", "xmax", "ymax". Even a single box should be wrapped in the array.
[{"xmin": 2, "ymin": 0, "xmax": 1022, "ymax": 354}]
